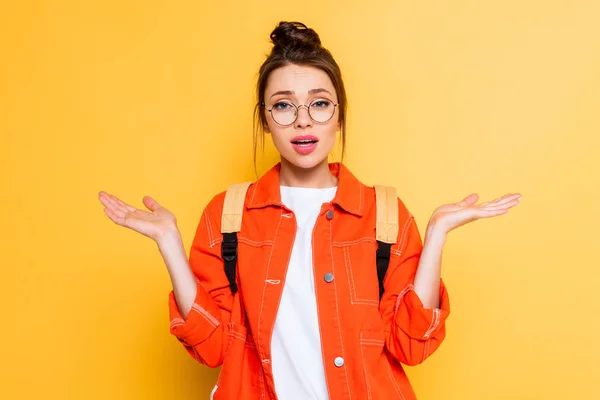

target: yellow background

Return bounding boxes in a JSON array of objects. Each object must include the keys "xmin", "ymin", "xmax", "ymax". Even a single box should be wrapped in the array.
[{"xmin": 2, "ymin": 1, "xmax": 599, "ymax": 399}]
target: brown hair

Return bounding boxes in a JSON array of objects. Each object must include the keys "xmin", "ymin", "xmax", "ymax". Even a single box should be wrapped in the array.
[{"xmin": 252, "ymin": 21, "xmax": 348, "ymax": 175}]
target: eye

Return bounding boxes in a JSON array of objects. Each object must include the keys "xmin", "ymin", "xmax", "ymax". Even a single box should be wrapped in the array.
[
  {"xmin": 273, "ymin": 102, "xmax": 293, "ymax": 110},
  {"xmin": 311, "ymin": 100, "xmax": 331, "ymax": 108}
]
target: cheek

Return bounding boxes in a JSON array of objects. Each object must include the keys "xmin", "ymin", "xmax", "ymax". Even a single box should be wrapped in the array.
[
  {"xmin": 323, "ymin": 123, "xmax": 339, "ymax": 143},
  {"xmin": 323, "ymin": 132, "xmax": 337, "ymax": 151},
  {"xmin": 268, "ymin": 128, "xmax": 289, "ymax": 150}
]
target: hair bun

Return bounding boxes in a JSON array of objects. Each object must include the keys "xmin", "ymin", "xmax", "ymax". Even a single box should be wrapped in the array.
[{"xmin": 270, "ymin": 21, "xmax": 321, "ymax": 48}]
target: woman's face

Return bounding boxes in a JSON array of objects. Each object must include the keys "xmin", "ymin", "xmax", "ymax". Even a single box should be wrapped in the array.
[{"xmin": 263, "ymin": 64, "xmax": 340, "ymax": 170}]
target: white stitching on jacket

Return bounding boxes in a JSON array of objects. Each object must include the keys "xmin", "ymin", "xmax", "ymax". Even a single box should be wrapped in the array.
[
  {"xmin": 256, "ymin": 209, "xmax": 283, "ymax": 377},
  {"xmin": 192, "ymin": 303, "xmax": 220, "ymax": 327},
  {"xmin": 329, "ymin": 218, "xmax": 353, "ymax": 399},
  {"xmin": 423, "ymin": 308, "xmax": 441, "ymax": 340},
  {"xmin": 397, "ymin": 215, "xmax": 413, "ymax": 255},
  {"xmin": 359, "ymin": 332, "xmax": 372, "ymax": 400},
  {"xmin": 343, "ymin": 246, "xmax": 378, "ymax": 306},
  {"xmin": 394, "ymin": 284, "xmax": 415, "ymax": 315}
]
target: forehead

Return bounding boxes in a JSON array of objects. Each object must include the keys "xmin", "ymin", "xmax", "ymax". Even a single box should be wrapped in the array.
[{"xmin": 265, "ymin": 64, "xmax": 335, "ymax": 96}]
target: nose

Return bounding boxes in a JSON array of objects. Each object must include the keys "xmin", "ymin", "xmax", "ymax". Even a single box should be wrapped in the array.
[{"xmin": 295, "ymin": 105, "xmax": 312, "ymax": 128}]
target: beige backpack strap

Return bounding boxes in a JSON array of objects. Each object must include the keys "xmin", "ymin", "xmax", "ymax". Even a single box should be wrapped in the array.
[
  {"xmin": 374, "ymin": 185, "xmax": 399, "ymax": 244},
  {"xmin": 221, "ymin": 182, "xmax": 252, "ymax": 233}
]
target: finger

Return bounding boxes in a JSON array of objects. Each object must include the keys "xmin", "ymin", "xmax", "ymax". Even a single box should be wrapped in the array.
[
  {"xmin": 104, "ymin": 194, "xmax": 134, "ymax": 216},
  {"xmin": 104, "ymin": 196, "xmax": 129, "ymax": 215},
  {"xmin": 99, "ymin": 191, "xmax": 123, "ymax": 210},
  {"xmin": 108, "ymin": 193, "xmax": 137, "ymax": 213},
  {"xmin": 482, "ymin": 198, "xmax": 520, "ymax": 210},
  {"xmin": 98, "ymin": 193, "xmax": 115, "ymax": 209},
  {"xmin": 475, "ymin": 208, "xmax": 510, "ymax": 218},
  {"xmin": 143, "ymin": 196, "xmax": 161, "ymax": 212},
  {"xmin": 492, "ymin": 194, "xmax": 521, "ymax": 206},
  {"xmin": 98, "ymin": 192, "xmax": 131, "ymax": 213},
  {"xmin": 105, "ymin": 198, "xmax": 128, "ymax": 219},
  {"xmin": 480, "ymin": 194, "xmax": 512, "ymax": 206},
  {"xmin": 482, "ymin": 193, "xmax": 521, "ymax": 207},
  {"xmin": 459, "ymin": 193, "xmax": 479, "ymax": 206},
  {"xmin": 104, "ymin": 207, "xmax": 126, "ymax": 226},
  {"xmin": 99, "ymin": 194, "xmax": 127, "ymax": 216}
]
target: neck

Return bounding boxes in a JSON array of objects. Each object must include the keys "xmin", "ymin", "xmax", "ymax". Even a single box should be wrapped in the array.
[{"xmin": 279, "ymin": 158, "xmax": 338, "ymax": 188}]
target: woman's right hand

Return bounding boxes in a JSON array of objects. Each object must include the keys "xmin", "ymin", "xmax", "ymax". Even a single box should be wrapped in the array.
[{"xmin": 98, "ymin": 191, "xmax": 180, "ymax": 242}]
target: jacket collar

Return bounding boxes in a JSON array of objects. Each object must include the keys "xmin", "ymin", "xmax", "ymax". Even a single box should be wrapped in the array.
[{"xmin": 247, "ymin": 162, "xmax": 364, "ymax": 216}]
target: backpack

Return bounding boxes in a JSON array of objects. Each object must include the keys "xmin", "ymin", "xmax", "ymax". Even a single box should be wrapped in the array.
[{"xmin": 220, "ymin": 182, "xmax": 399, "ymax": 300}]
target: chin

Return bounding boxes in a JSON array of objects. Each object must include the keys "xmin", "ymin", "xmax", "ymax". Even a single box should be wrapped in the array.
[{"xmin": 282, "ymin": 151, "xmax": 330, "ymax": 170}]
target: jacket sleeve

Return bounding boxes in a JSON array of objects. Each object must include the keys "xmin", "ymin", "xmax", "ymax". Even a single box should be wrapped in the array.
[
  {"xmin": 379, "ymin": 198, "xmax": 451, "ymax": 366},
  {"xmin": 167, "ymin": 193, "xmax": 233, "ymax": 367}
]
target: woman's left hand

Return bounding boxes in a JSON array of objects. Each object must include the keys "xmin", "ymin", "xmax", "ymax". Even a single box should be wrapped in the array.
[{"xmin": 429, "ymin": 193, "xmax": 521, "ymax": 234}]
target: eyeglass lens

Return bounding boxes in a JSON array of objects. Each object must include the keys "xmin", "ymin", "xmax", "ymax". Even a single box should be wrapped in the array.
[{"xmin": 270, "ymin": 100, "xmax": 335, "ymax": 125}]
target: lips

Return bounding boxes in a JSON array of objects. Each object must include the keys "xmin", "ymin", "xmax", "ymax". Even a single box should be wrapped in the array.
[
  {"xmin": 291, "ymin": 135, "xmax": 319, "ymax": 145},
  {"xmin": 291, "ymin": 135, "xmax": 319, "ymax": 155}
]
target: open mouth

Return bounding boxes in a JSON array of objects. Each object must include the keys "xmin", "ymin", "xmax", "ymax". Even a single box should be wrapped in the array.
[
  {"xmin": 291, "ymin": 136, "xmax": 319, "ymax": 155},
  {"xmin": 291, "ymin": 139, "xmax": 318, "ymax": 146}
]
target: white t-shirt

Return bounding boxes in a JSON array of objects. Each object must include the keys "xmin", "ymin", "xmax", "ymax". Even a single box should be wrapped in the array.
[{"xmin": 271, "ymin": 185, "xmax": 338, "ymax": 400}]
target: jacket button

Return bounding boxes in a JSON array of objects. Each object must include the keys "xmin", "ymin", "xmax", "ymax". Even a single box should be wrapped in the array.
[
  {"xmin": 324, "ymin": 273, "xmax": 334, "ymax": 283},
  {"xmin": 326, "ymin": 209, "xmax": 334, "ymax": 220},
  {"xmin": 334, "ymin": 357, "xmax": 344, "ymax": 367}
]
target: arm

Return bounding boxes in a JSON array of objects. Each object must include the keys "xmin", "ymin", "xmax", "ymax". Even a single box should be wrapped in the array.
[
  {"xmin": 413, "ymin": 192, "xmax": 521, "ymax": 310},
  {"xmin": 379, "ymin": 199, "xmax": 450, "ymax": 366},
  {"xmin": 413, "ymin": 223, "xmax": 447, "ymax": 309},
  {"xmin": 98, "ymin": 190, "xmax": 234, "ymax": 366},
  {"xmin": 158, "ymin": 230, "xmax": 198, "ymax": 320},
  {"xmin": 162, "ymin": 197, "xmax": 234, "ymax": 367},
  {"xmin": 380, "ymin": 191, "xmax": 521, "ymax": 366}
]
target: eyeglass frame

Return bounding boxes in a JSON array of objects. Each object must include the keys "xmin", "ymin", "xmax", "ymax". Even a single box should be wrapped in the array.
[{"xmin": 261, "ymin": 99, "xmax": 340, "ymax": 126}]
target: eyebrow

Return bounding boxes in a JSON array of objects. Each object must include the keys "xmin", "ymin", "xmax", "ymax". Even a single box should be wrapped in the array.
[{"xmin": 269, "ymin": 88, "xmax": 333, "ymax": 98}]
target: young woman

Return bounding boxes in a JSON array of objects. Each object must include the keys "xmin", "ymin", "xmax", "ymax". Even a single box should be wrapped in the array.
[{"xmin": 99, "ymin": 21, "xmax": 520, "ymax": 400}]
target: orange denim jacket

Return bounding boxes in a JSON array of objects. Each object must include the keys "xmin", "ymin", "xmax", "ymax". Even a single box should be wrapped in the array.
[{"xmin": 168, "ymin": 162, "xmax": 450, "ymax": 400}]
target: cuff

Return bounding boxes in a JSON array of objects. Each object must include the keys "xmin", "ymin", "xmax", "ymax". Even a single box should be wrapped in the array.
[
  {"xmin": 168, "ymin": 282, "xmax": 221, "ymax": 346},
  {"xmin": 394, "ymin": 281, "xmax": 450, "ymax": 340}
]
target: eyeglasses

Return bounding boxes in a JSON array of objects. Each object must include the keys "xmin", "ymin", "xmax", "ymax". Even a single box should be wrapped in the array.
[{"xmin": 262, "ymin": 99, "xmax": 339, "ymax": 126}]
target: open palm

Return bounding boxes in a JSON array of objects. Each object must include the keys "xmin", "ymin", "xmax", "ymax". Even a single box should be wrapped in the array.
[
  {"xmin": 431, "ymin": 192, "xmax": 521, "ymax": 234},
  {"xmin": 98, "ymin": 191, "xmax": 179, "ymax": 242}
]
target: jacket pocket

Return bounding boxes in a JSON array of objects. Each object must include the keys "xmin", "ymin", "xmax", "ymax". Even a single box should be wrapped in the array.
[
  {"xmin": 213, "ymin": 322, "xmax": 264, "ymax": 400},
  {"xmin": 361, "ymin": 330, "xmax": 410, "ymax": 400},
  {"xmin": 360, "ymin": 330, "xmax": 386, "ymax": 400},
  {"xmin": 342, "ymin": 240, "xmax": 380, "ymax": 306}
]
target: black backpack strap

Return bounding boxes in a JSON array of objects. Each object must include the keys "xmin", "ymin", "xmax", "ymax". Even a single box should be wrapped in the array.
[
  {"xmin": 376, "ymin": 241, "xmax": 392, "ymax": 299},
  {"xmin": 220, "ymin": 182, "xmax": 252, "ymax": 294},
  {"xmin": 222, "ymin": 232, "xmax": 239, "ymax": 294},
  {"xmin": 373, "ymin": 185, "xmax": 399, "ymax": 299}
]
